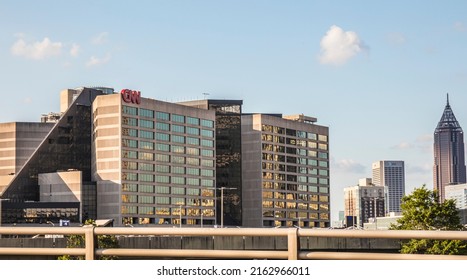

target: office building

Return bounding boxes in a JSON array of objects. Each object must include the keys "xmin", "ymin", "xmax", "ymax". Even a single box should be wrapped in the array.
[
  {"xmin": 93, "ymin": 91, "xmax": 217, "ymax": 226},
  {"xmin": 241, "ymin": 114, "xmax": 330, "ymax": 228},
  {"xmin": 445, "ymin": 183, "xmax": 467, "ymax": 224},
  {"xmin": 433, "ymin": 95, "xmax": 466, "ymax": 201},
  {"xmin": 344, "ymin": 178, "xmax": 387, "ymax": 228},
  {"xmin": 372, "ymin": 160, "xmax": 405, "ymax": 213},
  {"xmin": 178, "ymin": 100, "xmax": 243, "ymax": 226},
  {"xmin": 1, "ymin": 86, "xmax": 331, "ymax": 228}
]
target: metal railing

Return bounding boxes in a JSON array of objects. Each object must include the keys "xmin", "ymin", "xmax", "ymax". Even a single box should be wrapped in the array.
[{"xmin": 1, "ymin": 226, "xmax": 467, "ymax": 260}]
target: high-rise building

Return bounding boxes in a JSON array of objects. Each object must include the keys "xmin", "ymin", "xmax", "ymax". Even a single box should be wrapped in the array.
[
  {"xmin": 178, "ymin": 100, "xmax": 243, "ymax": 226},
  {"xmin": 93, "ymin": 91, "xmax": 217, "ymax": 226},
  {"xmin": 344, "ymin": 178, "xmax": 387, "ymax": 228},
  {"xmin": 433, "ymin": 95, "xmax": 466, "ymax": 202},
  {"xmin": 372, "ymin": 160, "xmax": 405, "ymax": 213},
  {"xmin": 241, "ymin": 114, "xmax": 330, "ymax": 228}
]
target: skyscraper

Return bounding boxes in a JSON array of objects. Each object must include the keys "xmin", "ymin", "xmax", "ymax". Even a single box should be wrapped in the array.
[
  {"xmin": 433, "ymin": 95, "xmax": 466, "ymax": 202},
  {"xmin": 372, "ymin": 160, "xmax": 405, "ymax": 213}
]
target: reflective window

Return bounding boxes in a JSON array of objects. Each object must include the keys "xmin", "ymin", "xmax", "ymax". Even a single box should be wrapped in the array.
[
  {"xmin": 156, "ymin": 111, "xmax": 169, "ymax": 121},
  {"xmin": 139, "ymin": 141, "xmax": 154, "ymax": 150},
  {"xmin": 172, "ymin": 114, "xmax": 185, "ymax": 123},
  {"xmin": 123, "ymin": 106, "xmax": 137, "ymax": 116},
  {"xmin": 156, "ymin": 175, "xmax": 170, "ymax": 183},
  {"xmin": 122, "ymin": 117, "xmax": 137, "ymax": 126},
  {"xmin": 122, "ymin": 139, "xmax": 138, "ymax": 148},
  {"xmin": 156, "ymin": 132, "xmax": 170, "ymax": 141},
  {"xmin": 201, "ymin": 129, "xmax": 214, "ymax": 138},
  {"xmin": 156, "ymin": 165, "xmax": 170, "ymax": 173},
  {"xmin": 156, "ymin": 122, "xmax": 170, "ymax": 131},
  {"xmin": 139, "ymin": 163, "xmax": 154, "ymax": 172},
  {"xmin": 172, "ymin": 135, "xmax": 185, "ymax": 143},
  {"xmin": 156, "ymin": 143, "xmax": 170, "ymax": 152},
  {"xmin": 139, "ymin": 108, "xmax": 154, "ymax": 118},
  {"xmin": 139, "ymin": 130, "xmax": 154, "ymax": 139},
  {"xmin": 187, "ymin": 117, "xmax": 200, "ymax": 125},
  {"xmin": 201, "ymin": 119, "xmax": 214, "ymax": 128},
  {"xmin": 140, "ymin": 119, "xmax": 154, "ymax": 129},
  {"xmin": 187, "ymin": 137, "xmax": 200, "ymax": 146},
  {"xmin": 172, "ymin": 124, "xmax": 185, "ymax": 133},
  {"xmin": 139, "ymin": 152, "xmax": 154, "ymax": 161},
  {"xmin": 186, "ymin": 127, "xmax": 200, "ymax": 135}
]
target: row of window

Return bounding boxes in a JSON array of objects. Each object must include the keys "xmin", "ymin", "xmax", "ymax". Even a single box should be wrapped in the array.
[
  {"xmin": 262, "ymin": 163, "xmax": 328, "ymax": 175},
  {"xmin": 122, "ymin": 173, "xmax": 215, "ymax": 186},
  {"xmin": 261, "ymin": 125, "xmax": 327, "ymax": 142},
  {"xmin": 262, "ymin": 182, "xmax": 329, "ymax": 193},
  {"xmin": 262, "ymin": 153, "xmax": 328, "ymax": 166},
  {"xmin": 262, "ymin": 172, "xmax": 329, "ymax": 185},
  {"xmin": 261, "ymin": 142, "xmax": 328, "ymax": 153},
  {"xmin": 123, "ymin": 106, "xmax": 214, "ymax": 128},
  {"xmin": 261, "ymin": 193, "xmax": 329, "ymax": 202},
  {"xmin": 121, "ymin": 205, "xmax": 216, "ymax": 215},
  {"xmin": 262, "ymin": 210, "xmax": 329, "ymax": 220},
  {"xmin": 122, "ymin": 151, "xmax": 215, "ymax": 166},
  {"xmin": 122, "ymin": 140, "xmax": 214, "ymax": 156}
]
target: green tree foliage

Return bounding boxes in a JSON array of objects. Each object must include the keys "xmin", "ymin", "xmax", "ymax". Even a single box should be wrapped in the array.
[
  {"xmin": 391, "ymin": 185, "xmax": 467, "ymax": 255},
  {"xmin": 58, "ymin": 219, "xmax": 119, "ymax": 260}
]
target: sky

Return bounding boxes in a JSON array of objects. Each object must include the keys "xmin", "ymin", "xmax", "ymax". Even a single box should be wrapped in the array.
[{"xmin": 1, "ymin": 1, "xmax": 467, "ymax": 221}]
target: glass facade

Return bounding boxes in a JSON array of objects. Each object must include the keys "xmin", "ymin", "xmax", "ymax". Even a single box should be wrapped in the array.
[{"xmin": 118, "ymin": 100, "xmax": 216, "ymax": 226}]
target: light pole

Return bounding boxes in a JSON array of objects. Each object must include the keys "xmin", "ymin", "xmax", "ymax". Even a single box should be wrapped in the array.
[{"xmin": 218, "ymin": 187, "xmax": 237, "ymax": 228}]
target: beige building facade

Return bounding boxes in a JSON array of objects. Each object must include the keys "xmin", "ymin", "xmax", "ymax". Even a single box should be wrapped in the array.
[
  {"xmin": 92, "ymin": 92, "xmax": 217, "ymax": 226},
  {"xmin": 241, "ymin": 114, "xmax": 330, "ymax": 228}
]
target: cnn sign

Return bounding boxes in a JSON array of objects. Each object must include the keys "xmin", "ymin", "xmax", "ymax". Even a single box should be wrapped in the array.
[{"xmin": 121, "ymin": 89, "xmax": 141, "ymax": 104}]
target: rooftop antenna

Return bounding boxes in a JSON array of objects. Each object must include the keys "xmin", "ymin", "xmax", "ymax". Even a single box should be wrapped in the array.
[
  {"xmin": 203, "ymin": 92, "xmax": 210, "ymax": 100},
  {"xmin": 447, "ymin": 93, "xmax": 450, "ymax": 106}
]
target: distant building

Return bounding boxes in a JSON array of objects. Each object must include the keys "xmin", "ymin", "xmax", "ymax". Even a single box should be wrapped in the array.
[
  {"xmin": 372, "ymin": 160, "xmax": 405, "ymax": 213},
  {"xmin": 241, "ymin": 114, "xmax": 330, "ymax": 228},
  {"xmin": 344, "ymin": 178, "xmax": 387, "ymax": 228},
  {"xmin": 363, "ymin": 212, "xmax": 402, "ymax": 230},
  {"xmin": 445, "ymin": 183, "xmax": 467, "ymax": 224},
  {"xmin": 433, "ymin": 95, "xmax": 466, "ymax": 202}
]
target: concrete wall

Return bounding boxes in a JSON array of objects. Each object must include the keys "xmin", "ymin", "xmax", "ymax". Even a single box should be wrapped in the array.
[{"xmin": 39, "ymin": 171, "xmax": 82, "ymax": 203}]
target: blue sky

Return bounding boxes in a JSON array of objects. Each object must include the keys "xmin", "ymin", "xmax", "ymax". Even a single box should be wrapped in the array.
[{"xmin": 1, "ymin": 1, "xmax": 467, "ymax": 221}]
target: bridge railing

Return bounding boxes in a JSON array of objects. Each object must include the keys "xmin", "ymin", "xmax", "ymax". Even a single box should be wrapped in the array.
[{"xmin": 1, "ymin": 226, "xmax": 467, "ymax": 260}]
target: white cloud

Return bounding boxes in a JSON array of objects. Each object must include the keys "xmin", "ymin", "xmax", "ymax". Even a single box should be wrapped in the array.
[
  {"xmin": 92, "ymin": 32, "xmax": 109, "ymax": 45},
  {"xmin": 391, "ymin": 142, "xmax": 414, "ymax": 150},
  {"xmin": 319, "ymin": 25, "xmax": 366, "ymax": 65},
  {"xmin": 70, "ymin": 43, "xmax": 80, "ymax": 57},
  {"xmin": 416, "ymin": 134, "xmax": 433, "ymax": 143},
  {"xmin": 11, "ymin": 37, "xmax": 62, "ymax": 60},
  {"xmin": 332, "ymin": 159, "xmax": 366, "ymax": 173},
  {"xmin": 86, "ymin": 53, "xmax": 111, "ymax": 67}
]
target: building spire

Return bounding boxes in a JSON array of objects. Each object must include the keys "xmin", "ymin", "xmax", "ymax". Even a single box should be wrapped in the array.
[{"xmin": 447, "ymin": 93, "xmax": 449, "ymax": 106}]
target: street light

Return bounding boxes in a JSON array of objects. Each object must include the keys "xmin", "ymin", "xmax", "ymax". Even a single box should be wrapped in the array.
[{"xmin": 217, "ymin": 187, "xmax": 237, "ymax": 228}]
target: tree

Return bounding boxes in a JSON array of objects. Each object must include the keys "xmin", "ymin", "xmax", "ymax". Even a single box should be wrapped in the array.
[
  {"xmin": 390, "ymin": 185, "xmax": 467, "ymax": 255},
  {"xmin": 59, "ymin": 219, "xmax": 119, "ymax": 260}
]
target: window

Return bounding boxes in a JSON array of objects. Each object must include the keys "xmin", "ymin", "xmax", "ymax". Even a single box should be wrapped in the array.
[
  {"xmin": 156, "ymin": 175, "xmax": 170, "ymax": 183},
  {"xmin": 201, "ymin": 119, "xmax": 214, "ymax": 128},
  {"xmin": 156, "ymin": 122, "xmax": 170, "ymax": 131},
  {"xmin": 122, "ymin": 183, "xmax": 137, "ymax": 192},
  {"xmin": 187, "ymin": 117, "xmax": 200, "ymax": 125},
  {"xmin": 318, "ymin": 135, "xmax": 328, "ymax": 142},
  {"xmin": 156, "ymin": 132, "xmax": 170, "ymax": 141},
  {"xmin": 172, "ymin": 166, "xmax": 185, "ymax": 174},
  {"xmin": 139, "ymin": 163, "xmax": 154, "ymax": 172},
  {"xmin": 172, "ymin": 177, "xmax": 185, "ymax": 185},
  {"xmin": 156, "ymin": 165, "xmax": 170, "ymax": 173},
  {"xmin": 122, "ymin": 128, "xmax": 137, "ymax": 137},
  {"xmin": 140, "ymin": 174, "xmax": 154, "ymax": 182},
  {"xmin": 122, "ymin": 161, "xmax": 137, "ymax": 170},
  {"xmin": 201, "ymin": 159, "xmax": 214, "ymax": 167},
  {"xmin": 172, "ymin": 124, "xmax": 185, "ymax": 133},
  {"xmin": 187, "ymin": 168, "xmax": 200, "ymax": 176},
  {"xmin": 201, "ymin": 129, "xmax": 214, "ymax": 138},
  {"xmin": 186, "ymin": 157, "xmax": 200, "ymax": 165},
  {"xmin": 187, "ymin": 178, "xmax": 200, "ymax": 186},
  {"xmin": 171, "ymin": 145, "xmax": 185, "ymax": 154},
  {"xmin": 122, "ymin": 150, "xmax": 137, "ymax": 159},
  {"xmin": 201, "ymin": 149, "xmax": 214, "ymax": 157},
  {"xmin": 156, "ymin": 143, "xmax": 170, "ymax": 152},
  {"xmin": 172, "ymin": 135, "xmax": 185, "ymax": 144},
  {"xmin": 139, "ymin": 108, "xmax": 154, "ymax": 118},
  {"xmin": 139, "ymin": 130, "xmax": 154, "ymax": 139},
  {"xmin": 172, "ymin": 156, "xmax": 185, "ymax": 164},
  {"xmin": 122, "ymin": 172, "xmax": 137, "ymax": 181},
  {"xmin": 201, "ymin": 179, "xmax": 214, "ymax": 187},
  {"xmin": 186, "ymin": 127, "xmax": 200, "ymax": 135},
  {"xmin": 122, "ymin": 106, "xmax": 137, "ymax": 116},
  {"xmin": 201, "ymin": 169, "xmax": 214, "ymax": 177},
  {"xmin": 122, "ymin": 139, "xmax": 138, "ymax": 148},
  {"xmin": 201, "ymin": 139, "xmax": 213, "ymax": 147},
  {"xmin": 140, "ymin": 119, "xmax": 154, "ymax": 129},
  {"xmin": 139, "ymin": 185, "xmax": 154, "ymax": 193},
  {"xmin": 139, "ymin": 141, "xmax": 154, "ymax": 150},
  {"xmin": 156, "ymin": 154, "xmax": 170, "ymax": 162},
  {"xmin": 122, "ymin": 117, "xmax": 137, "ymax": 126},
  {"xmin": 186, "ymin": 137, "xmax": 200, "ymax": 145},
  {"xmin": 156, "ymin": 111, "xmax": 169, "ymax": 121},
  {"xmin": 139, "ymin": 152, "xmax": 154, "ymax": 161},
  {"xmin": 156, "ymin": 186, "xmax": 170, "ymax": 194},
  {"xmin": 172, "ymin": 187, "xmax": 185, "ymax": 194},
  {"xmin": 186, "ymin": 147, "xmax": 199, "ymax": 156},
  {"xmin": 171, "ymin": 114, "xmax": 185, "ymax": 123}
]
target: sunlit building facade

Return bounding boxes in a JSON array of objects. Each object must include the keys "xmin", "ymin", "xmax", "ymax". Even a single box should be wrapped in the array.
[
  {"xmin": 242, "ymin": 114, "xmax": 330, "ymax": 228},
  {"xmin": 372, "ymin": 160, "xmax": 405, "ymax": 213},
  {"xmin": 93, "ymin": 92, "xmax": 217, "ymax": 226}
]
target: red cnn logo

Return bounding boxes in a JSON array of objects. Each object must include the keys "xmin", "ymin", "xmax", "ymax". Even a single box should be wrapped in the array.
[{"xmin": 121, "ymin": 89, "xmax": 141, "ymax": 104}]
